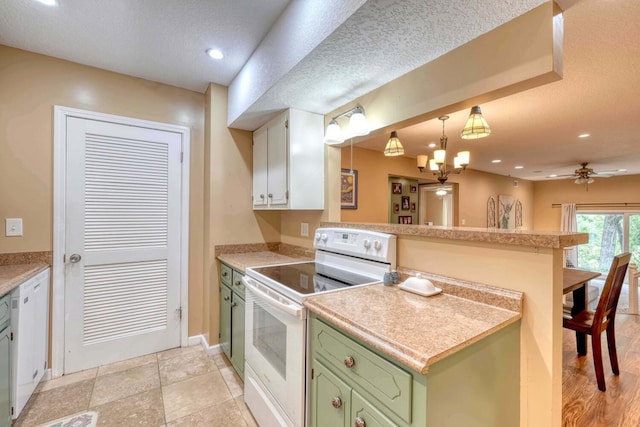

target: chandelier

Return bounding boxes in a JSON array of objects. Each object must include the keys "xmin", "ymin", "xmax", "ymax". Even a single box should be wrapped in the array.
[{"xmin": 417, "ymin": 115, "xmax": 470, "ymax": 184}]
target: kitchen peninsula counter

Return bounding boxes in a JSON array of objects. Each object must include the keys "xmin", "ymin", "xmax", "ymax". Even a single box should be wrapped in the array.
[
  {"xmin": 0, "ymin": 263, "xmax": 49, "ymax": 296},
  {"xmin": 216, "ymin": 243, "xmax": 313, "ymax": 273},
  {"xmin": 304, "ymin": 270, "xmax": 523, "ymax": 375}
]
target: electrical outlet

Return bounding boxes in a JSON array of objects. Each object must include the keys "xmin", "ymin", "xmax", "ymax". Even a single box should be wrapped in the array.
[
  {"xmin": 300, "ymin": 222, "xmax": 309, "ymax": 237},
  {"xmin": 461, "ymin": 219, "xmax": 466, "ymax": 225},
  {"xmin": 5, "ymin": 218, "xmax": 23, "ymax": 237}
]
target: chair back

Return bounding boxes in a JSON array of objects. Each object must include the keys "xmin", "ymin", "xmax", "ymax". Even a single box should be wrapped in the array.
[{"xmin": 593, "ymin": 252, "xmax": 632, "ymax": 326}]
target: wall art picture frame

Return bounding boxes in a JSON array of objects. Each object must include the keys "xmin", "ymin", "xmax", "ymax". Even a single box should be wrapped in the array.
[
  {"xmin": 487, "ymin": 196, "xmax": 496, "ymax": 228},
  {"xmin": 401, "ymin": 196, "xmax": 410, "ymax": 210},
  {"xmin": 340, "ymin": 168, "xmax": 358, "ymax": 209},
  {"xmin": 410, "ymin": 185, "xmax": 417, "ymax": 193},
  {"xmin": 391, "ymin": 182, "xmax": 402, "ymax": 194},
  {"xmin": 498, "ymin": 194, "xmax": 515, "ymax": 229},
  {"xmin": 410, "ymin": 202, "xmax": 416, "ymax": 212},
  {"xmin": 398, "ymin": 215, "xmax": 413, "ymax": 224}
]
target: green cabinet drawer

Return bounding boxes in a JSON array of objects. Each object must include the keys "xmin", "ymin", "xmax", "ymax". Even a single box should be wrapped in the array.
[
  {"xmin": 231, "ymin": 270, "xmax": 245, "ymax": 299},
  {"xmin": 311, "ymin": 360, "xmax": 351, "ymax": 427},
  {"xmin": 311, "ymin": 318, "xmax": 412, "ymax": 423},
  {"xmin": 220, "ymin": 264, "xmax": 232, "ymax": 286},
  {"xmin": 352, "ymin": 389, "xmax": 398, "ymax": 427}
]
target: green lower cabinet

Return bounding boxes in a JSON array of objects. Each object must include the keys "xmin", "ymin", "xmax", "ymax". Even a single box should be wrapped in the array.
[
  {"xmin": 220, "ymin": 284, "xmax": 232, "ymax": 359},
  {"xmin": 0, "ymin": 325, "xmax": 11, "ymax": 427},
  {"xmin": 219, "ymin": 262, "xmax": 245, "ymax": 381},
  {"xmin": 310, "ymin": 315, "xmax": 520, "ymax": 427},
  {"xmin": 311, "ymin": 360, "xmax": 351, "ymax": 427},
  {"xmin": 352, "ymin": 390, "xmax": 398, "ymax": 427},
  {"xmin": 230, "ymin": 294, "xmax": 245, "ymax": 379}
]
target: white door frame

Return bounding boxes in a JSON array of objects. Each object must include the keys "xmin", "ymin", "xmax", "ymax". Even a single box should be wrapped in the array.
[{"xmin": 52, "ymin": 106, "xmax": 190, "ymax": 378}]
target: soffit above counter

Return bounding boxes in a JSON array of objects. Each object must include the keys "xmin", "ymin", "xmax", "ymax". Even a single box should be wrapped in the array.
[{"xmin": 320, "ymin": 222, "xmax": 588, "ymax": 249}]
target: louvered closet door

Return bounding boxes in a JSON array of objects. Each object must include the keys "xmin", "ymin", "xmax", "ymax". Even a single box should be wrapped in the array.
[{"xmin": 64, "ymin": 117, "xmax": 182, "ymax": 373}]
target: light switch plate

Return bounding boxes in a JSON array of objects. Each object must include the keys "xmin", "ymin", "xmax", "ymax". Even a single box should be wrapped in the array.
[{"xmin": 5, "ymin": 218, "xmax": 23, "ymax": 237}]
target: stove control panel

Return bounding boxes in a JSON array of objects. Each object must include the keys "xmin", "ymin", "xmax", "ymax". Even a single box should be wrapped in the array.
[{"xmin": 314, "ymin": 227, "xmax": 396, "ymax": 265}]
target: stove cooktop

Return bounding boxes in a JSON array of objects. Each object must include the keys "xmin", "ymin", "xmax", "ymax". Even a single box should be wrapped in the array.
[{"xmin": 249, "ymin": 261, "xmax": 381, "ymax": 296}]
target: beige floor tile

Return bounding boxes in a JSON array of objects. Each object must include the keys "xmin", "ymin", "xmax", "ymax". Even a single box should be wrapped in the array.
[
  {"xmin": 90, "ymin": 362, "xmax": 160, "ymax": 407},
  {"xmin": 14, "ymin": 379, "xmax": 94, "ymax": 427},
  {"xmin": 157, "ymin": 345, "xmax": 202, "ymax": 361},
  {"xmin": 158, "ymin": 348, "xmax": 218, "ymax": 386},
  {"xmin": 165, "ymin": 399, "xmax": 246, "ymax": 427},
  {"xmin": 162, "ymin": 371, "xmax": 231, "ymax": 422},
  {"xmin": 35, "ymin": 368, "xmax": 98, "ymax": 393},
  {"xmin": 220, "ymin": 366, "xmax": 244, "ymax": 398},
  {"xmin": 93, "ymin": 388, "xmax": 165, "ymax": 426},
  {"xmin": 97, "ymin": 353, "xmax": 157, "ymax": 376},
  {"xmin": 234, "ymin": 396, "xmax": 258, "ymax": 427},
  {"xmin": 211, "ymin": 352, "xmax": 233, "ymax": 369}
]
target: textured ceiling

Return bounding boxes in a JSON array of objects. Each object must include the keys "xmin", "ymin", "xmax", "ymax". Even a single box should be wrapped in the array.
[{"xmin": 2, "ymin": 0, "xmax": 637, "ymax": 180}]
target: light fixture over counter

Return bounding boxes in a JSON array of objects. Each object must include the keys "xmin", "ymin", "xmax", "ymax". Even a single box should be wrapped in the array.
[
  {"xmin": 324, "ymin": 105, "xmax": 369, "ymax": 144},
  {"xmin": 416, "ymin": 105, "xmax": 491, "ymax": 184}
]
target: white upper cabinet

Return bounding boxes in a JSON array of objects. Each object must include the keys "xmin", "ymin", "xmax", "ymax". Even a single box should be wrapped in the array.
[{"xmin": 252, "ymin": 109, "xmax": 324, "ymax": 210}]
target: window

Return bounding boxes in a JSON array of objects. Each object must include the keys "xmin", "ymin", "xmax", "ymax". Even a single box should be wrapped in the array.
[{"xmin": 576, "ymin": 212, "xmax": 640, "ymax": 276}]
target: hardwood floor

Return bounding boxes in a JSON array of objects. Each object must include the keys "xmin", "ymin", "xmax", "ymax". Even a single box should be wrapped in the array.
[{"xmin": 563, "ymin": 313, "xmax": 640, "ymax": 426}]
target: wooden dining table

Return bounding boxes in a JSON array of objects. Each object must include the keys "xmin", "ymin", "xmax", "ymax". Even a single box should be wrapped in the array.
[{"xmin": 563, "ymin": 268, "xmax": 602, "ymax": 354}]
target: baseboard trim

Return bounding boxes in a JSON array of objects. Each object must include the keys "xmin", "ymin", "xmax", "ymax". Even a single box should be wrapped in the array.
[{"xmin": 187, "ymin": 334, "xmax": 221, "ymax": 355}]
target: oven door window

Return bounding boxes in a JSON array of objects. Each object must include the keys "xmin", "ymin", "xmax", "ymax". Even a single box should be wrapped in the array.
[{"xmin": 253, "ymin": 301, "xmax": 287, "ymax": 379}]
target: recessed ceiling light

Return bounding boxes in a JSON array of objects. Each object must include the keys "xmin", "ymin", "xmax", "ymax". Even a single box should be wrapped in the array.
[
  {"xmin": 34, "ymin": 0, "xmax": 58, "ymax": 5},
  {"xmin": 618, "ymin": 169, "xmax": 627, "ymax": 172},
  {"xmin": 206, "ymin": 49, "xmax": 224, "ymax": 60},
  {"xmin": 578, "ymin": 133, "xmax": 590, "ymax": 138},
  {"xmin": 514, "ymin": 165, "xmax": 524, "ymax": 169},
  {"xmin": 491, "ymin": 159, "xmax": 501, "ymax": 163},
  {"xmin": 428, "ymin": 143, "xmax": 436, "ymax": 148},
  {"xmin": 548, "ymin": 174, "xmax": 558, "ymax": 178}
]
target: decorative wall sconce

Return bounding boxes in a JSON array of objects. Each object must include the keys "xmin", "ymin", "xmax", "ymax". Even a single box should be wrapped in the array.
[{"xmin": 323, "ymin": 105, "xmax": 369, "ymax": 144}]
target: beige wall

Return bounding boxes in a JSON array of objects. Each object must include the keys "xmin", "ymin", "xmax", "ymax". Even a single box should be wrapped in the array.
[
  {"xmin": 0, "ymin": 45, "xmax": 206, "ymax": 335},
  {"xmin": 533, "ymin": 174, "xmax": 640, "ymax": 231},
  {"xmin": 341, "ymin": 146, "xmax": 535, "ymax": 229}
]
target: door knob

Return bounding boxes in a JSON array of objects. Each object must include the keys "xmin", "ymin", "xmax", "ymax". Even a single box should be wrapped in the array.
[{"xmin": 69, "ymin": 254, "xmax": 82, "ymax": 263}]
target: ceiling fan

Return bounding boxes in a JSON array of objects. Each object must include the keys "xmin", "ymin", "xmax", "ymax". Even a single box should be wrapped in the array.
[{"xmin": 556, "ymin": 162, "xmax": 619, "ymax": 190}]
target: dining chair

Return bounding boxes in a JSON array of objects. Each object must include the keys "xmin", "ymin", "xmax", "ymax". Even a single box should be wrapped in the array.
[{"xmin": 563, "ymin": 252, "xmax": 631, "ymax": 391}]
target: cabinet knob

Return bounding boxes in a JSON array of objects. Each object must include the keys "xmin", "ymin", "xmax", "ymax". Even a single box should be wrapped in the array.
[
  {"xmin": 354, "ymin": 417, "xmax": 366, "ymax": 427},
  {"xmin": 343, "ymin": 355, "xmax": 355, "ymax": 368},
  {"xmin": 222, "ymin": 271, "xmax": 228, "ymax": 277},
  {"xmin": 234, "ymin": 280, "xmax": 242, "ymax": 286},
  {"xmin": 231, "ymin": 302, "xmax": 237, "ymax": 307},
  {"xmin": 223, "ymin": 296, "xmax": 230, "ymax": 301},
  {"xmin": 260, "ymin": 194, "xmax": 265, "ymax": 199},
  {"xmin": 331, "ymin": 396, "xmax": 342, "ymax": 409}
]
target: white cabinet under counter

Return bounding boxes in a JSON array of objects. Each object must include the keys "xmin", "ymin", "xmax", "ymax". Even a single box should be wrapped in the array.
[{"xmin": 252, "ymin": 108, "xmax": 324, "ymax": 210}]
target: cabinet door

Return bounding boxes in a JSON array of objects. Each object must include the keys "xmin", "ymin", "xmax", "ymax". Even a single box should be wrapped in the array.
[
  {"xmin": 220, "ymin": 285, "xmax": 232, "ymax": 359},
  {"xmin": 0, "ymin": 326, "xmax": 10, "ymax": 427},
  {"xmin": 252, "ymin": 127, "xmax": 268, "ymax": 207},
  {"xmin": 230, "ymin": 295, "xmax": 245, "ymax": 380},
  {"xmin": 266, "ymin": 114, "xmax": 288, "ymax": 206},
  {"xmin": 351, "ymin": 390, "xmax": 398, "ymax": 427},
  {"xmin": 311, "ymin": 360, "xmax": 351, "ymax": 427}
]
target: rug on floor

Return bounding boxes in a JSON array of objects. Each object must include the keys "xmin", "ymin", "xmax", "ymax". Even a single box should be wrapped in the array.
[{"xmin": 36, "ymin": 411, "xmax": 98, "ymax": 427}]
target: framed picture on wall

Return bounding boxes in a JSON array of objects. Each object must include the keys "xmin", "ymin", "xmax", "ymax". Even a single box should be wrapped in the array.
[
  {"xmin": 341, "ymin": 168, "xmax": 358, "ymax": 209},
  {"xmin": 393, "ymin": 203, "xmax": 400, "ymax": 213},
  {"xmin": 401, "ymin": 196, "xmax": 410, "ymax": 210},
  {"xmin": 392, "ymin": 182, "xmax": 402, "ymax": 194},
  {"xmin": 410, "ymin": 202, "xmax": 416, "ymax": 212},
  {"xmin": 398, "ymin": 216, "xmax": 412, "ymax": 224},
  {"xmin": 410, "ymin": 185, "xmax": 417, "ymax": 193}
]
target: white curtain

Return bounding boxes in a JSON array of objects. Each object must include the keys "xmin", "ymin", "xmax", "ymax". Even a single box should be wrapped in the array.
[{"xmin": 561, "ymin": 203, "xmax": 578, "ymax": 267}]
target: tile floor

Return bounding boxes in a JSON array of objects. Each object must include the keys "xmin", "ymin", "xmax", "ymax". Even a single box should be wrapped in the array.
[{"xmin": 14, "ymin": 346, "xmax": 257, "ymax": 426}]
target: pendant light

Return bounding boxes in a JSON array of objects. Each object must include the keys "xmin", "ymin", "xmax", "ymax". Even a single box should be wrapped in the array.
[
  {"xmin": 384, "ymin": 131, "xmax": 404, "ymax": 156},
  {"xmin": 461, "ymin": 105, "xmax": 491, "ymax": 139}
]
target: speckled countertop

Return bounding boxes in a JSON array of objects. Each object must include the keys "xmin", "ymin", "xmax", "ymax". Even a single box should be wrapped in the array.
[
  {"xmin": 0, "ymin": 263, "xmax": 49, "ymax": 296},
  {"xmin": 320, "ymin": 221, "xmax": 588, "ymax": 248},
  {"xmin": 304, "ymin": 272, "xmax": 523, "ymax": 375},
  {"xmin": 217, "ymin": 251, "xmax": 312, "ymax": 273}
]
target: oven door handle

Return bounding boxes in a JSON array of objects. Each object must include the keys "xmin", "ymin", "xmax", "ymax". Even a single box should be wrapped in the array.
[{"xmin": 242, "ymin": 277, "xmax": 305, "ymax": 319}]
